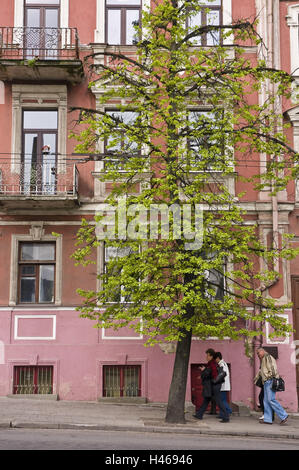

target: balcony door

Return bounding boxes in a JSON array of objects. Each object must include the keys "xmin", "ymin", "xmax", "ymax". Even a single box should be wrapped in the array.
[
  {"xmin": 24, "ymin": 0, "xmax": 60, "ymax": 59},
  {"xmin": 22, "ymin": 110, "xmax": 58, "ymax": 195}
]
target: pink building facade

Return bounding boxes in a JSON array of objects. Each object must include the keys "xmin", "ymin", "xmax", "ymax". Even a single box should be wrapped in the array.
[{"xmin": 0, "ymin": 0, "xmax": 298, "ymax": 412}]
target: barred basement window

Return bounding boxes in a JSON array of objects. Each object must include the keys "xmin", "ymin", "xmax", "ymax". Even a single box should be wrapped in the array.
[
  {"xmin": 103, "ymin": 365, "xmax": 141, "ymax": 397},
  {"xmin": 13, "ymin": 366, "xmax": 53, "ymax": 394}
]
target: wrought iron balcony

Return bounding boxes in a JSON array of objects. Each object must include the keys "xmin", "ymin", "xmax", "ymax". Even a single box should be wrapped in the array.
[
  {"xmin": 0, "ymin": 160, "xmax": 80, "ymax": 210},
  {"xmin": 0, "ymin": 27, "xmax": 84, "ymax": 83}
]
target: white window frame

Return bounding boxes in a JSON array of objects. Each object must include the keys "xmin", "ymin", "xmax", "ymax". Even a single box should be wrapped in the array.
[
  {"xmin": 286, "ymin": 4, "xmax": 299, "ymax": 76},
  {"xmin": 9, "ymin": 228, "xmax": 63, "ymax": 307},
  {"xmin": 286, "ymin": 106, "xmax": 299, "ymax": 201},
  {"xmin": 11, "ymin": 84, "xmax": 67, "ymax": 175}
]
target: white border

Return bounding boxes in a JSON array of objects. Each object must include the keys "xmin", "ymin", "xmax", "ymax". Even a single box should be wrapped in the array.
[
  {"xmin": 266, "ymin": 314, "xmax": 290, "ymax": 345},
  {"xmin": 9, "ymin": 232, "xmax": 63, "ymax": 307},
  {"xmin": 102, "ymin": 321, "xmax": 143, "ymax": 340},
  {"xmin": 14, "ymin": 315, "xmax": 57, "ymax": 340},
  {"xmin": 286, "ymin": 4, "xmax": 299, "ymax": 75}
]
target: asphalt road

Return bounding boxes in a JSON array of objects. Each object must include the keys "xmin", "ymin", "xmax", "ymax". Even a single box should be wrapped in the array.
[{"xmin": 0, "ymin": 428, "xmax": 298, "ymax": 451}]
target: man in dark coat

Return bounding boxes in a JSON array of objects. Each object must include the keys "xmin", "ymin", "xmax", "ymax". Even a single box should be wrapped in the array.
[{"xmin": 193, "ymin": 348, "xmax": 230, "ymax": 423}]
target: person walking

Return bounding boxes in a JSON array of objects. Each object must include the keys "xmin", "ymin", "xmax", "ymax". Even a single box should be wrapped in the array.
[
  {"xmin": 254, "ymin": 347, "xmax": 288, "ymax": 425},
  {"xmin": 214, "ymin": 352, "xmax": 232, "ymax": 419},
  {"xmin": 193, "ymin": 348, "xmax": 230, "ymax": 423}
]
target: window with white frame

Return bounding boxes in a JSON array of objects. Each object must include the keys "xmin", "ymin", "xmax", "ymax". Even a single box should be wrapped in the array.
[
  {"xmin": 104, "ymin": 244, "xmax": 139, "ymax": 303},
  {"xmin": 187, "ymin": 109, "xmax": 225, "ymax": 169},
  {"xmin": 18, "ymin": 242, "xmax": 56, "ymax": 304},
  {"xmin": 286, "ymin": 4, "xmax": 299, "ymax": 76},
  {"xmin": 187, "ymin": 0, "xmax": 222, "ymax": 46},
  {"xmin": 9, "ymin": 231, "xmax": 62, "ymax": 307},
  {"xmin": 106, "ymin": 0, "xmax": 141, "ymax": 45},
  {"xmin": 104, "ymin": 110, "xmax": 140, "ymax": 169}
]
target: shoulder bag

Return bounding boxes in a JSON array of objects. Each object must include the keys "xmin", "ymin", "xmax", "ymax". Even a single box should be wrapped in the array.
[
  {"xmin": 272, "ymin": 377, "xmax": 285, "ymax": 392},
  {"xmin": 212, "ymin": 365, "xmax": 226, "ymax": 385}
]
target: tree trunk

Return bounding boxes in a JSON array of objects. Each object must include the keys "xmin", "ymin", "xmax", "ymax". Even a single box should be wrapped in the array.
[{"xmin": 165, "ymin": 328, "xmax": 192, "ymax": 423}]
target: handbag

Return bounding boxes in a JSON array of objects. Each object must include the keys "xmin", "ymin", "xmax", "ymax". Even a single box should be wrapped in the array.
[
  {"xmin": 272, "ymin": 377, "xmax": 285, "ymax": 392},
  {"xmin": 212, "ymin": 365, "xmax": 226, "ymax": 385},
  {"xmin": 255, "ymin": 376, "xmax": 263, "ymax": 388}
]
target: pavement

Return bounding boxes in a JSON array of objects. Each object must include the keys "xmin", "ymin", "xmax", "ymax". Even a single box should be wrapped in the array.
[{"xmin": 0, "ymin": 397, "xmax": 299, "ymax": 441}]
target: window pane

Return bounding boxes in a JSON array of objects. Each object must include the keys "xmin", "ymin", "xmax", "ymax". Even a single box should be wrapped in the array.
[
  {"xmin": 105, "ymin": 245, "xmax": 132, "ymax": 261},
  {"xmin": 21, "ymin": 265, "xmax": 36, "ymax": 275},
  {"xmin": 107, "ymin": 10, "xmax": 121, "ymax": 45},
  {"xmin": 188, "ymin": 11, "xmax": 202, "ymax": 45},
  {"xmin": 39, "ymin": 265, "xmax": 55, "ymax": 302},
  {"xmin": 107, "ymin": 0, "xmax": 140, "ymax": 5},
  {"xmin": 26, "ymin": 0, "xmax": 60, "ymax": 4},
  {"xmin": 45, "ymin": 9, "xmax": 59, "ymax": 28},
  {"xmin": 23, "ymin": 133, "xmax": 38, "ymax": 195},
  {"xmin": 26, "ymin": 8, "xmax": 40, "ymax": 27},
  {"xmin": 21, "ymin": 243, "xmax": 55, "ymax": 261},
  {"xmin": 23, "ymin": 111, "xmax": 58, "ymax": 130},
  {"xmin": 104, "ymin": 366, "xmax": 121, "ymax": 397},
  {"xmin": 123, "ymin": 366, "xmax": 140, "ymax": 397},
  {"xmin": 206, "ymin": 11, "xmax": 220, "ymax": 45},
  {"xmin": 126, "ymin": 10, "xmax": 139, "ymax": 45},
  {"xmin": 199, "ymin": 0, "xmax": 221, "ymax": 5},
  {"xmin": 20, "ymin": 278, "xmax": 36, "ymax": 302}
]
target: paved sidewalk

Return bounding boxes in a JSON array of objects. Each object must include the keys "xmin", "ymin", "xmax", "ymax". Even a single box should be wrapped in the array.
[{"xmin": 0, "ymin": 397, "xmax": 299, "ymax": 440}]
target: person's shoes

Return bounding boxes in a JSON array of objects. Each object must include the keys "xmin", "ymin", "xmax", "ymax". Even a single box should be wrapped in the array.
[
  {"xmin": 259, "ymin": 420, "xmax": 272, "ymax": 425},
  {"xmin": 280, "ymin": 416, "xmax": 288, "ymax": 425},
  {"xmin": 219, "ymin": 419, "xmax": 229, "ymax": 423},
  {"xmin": 259, "ymin": 414, "xmax": 264, "ymax": 421},
  {"xmin": 193, "ymin": 415, "xmax": 202, "ymax": 420}
]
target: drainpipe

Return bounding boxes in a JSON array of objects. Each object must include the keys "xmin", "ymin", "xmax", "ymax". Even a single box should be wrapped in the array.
[{"xmin": 253, "ymin": 0, "xmax": 281, "ymax": 410}]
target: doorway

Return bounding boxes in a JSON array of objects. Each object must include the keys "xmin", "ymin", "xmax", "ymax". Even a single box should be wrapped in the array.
[
  {"xmin": 191, "ymin": 363, "xmax": 231, "ymax": 413},
  {"xmin": 24, "ymin": 0, "xmax": 60, "ymax": 59},
  {"xmin": 22, "ymin": 110, "xmax": 58, "ymax": 195}
]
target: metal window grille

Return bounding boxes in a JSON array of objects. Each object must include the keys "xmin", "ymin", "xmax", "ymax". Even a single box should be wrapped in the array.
[
  {"xmin": 103, "ymin": 365, "xmax": 141, "ymax": 398},
  {"xmin": 13, "ymin": 366, "xmax": 53, "ymax": 395}
]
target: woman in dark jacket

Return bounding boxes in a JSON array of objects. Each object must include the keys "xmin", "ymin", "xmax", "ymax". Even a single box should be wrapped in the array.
[{"xmin": 193, "ymin": 349, "xmax": 230, "ymax": 423}]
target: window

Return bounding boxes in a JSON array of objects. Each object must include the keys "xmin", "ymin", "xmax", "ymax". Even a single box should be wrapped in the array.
[
  {"xmin": 22, "ymin": 109, "xmax": 58, "ymax": 195},
  {"xmin": 104, "ymin": 245, "xmax": 135, "ymax": 302},
  {"xmin": 187, "ymin": 0, "xmax": 222, "ymax": 46},
  {"xmin": 13, "ymin": 366, "xmax": 53, "ymax": 394},
  {"xmin": 187, "ymin": 109, "xmax": 224, "ymax": 169},
  {"xmin": 103, "ymin": 365, "xmax": 141, "ymax": 397},
  {"xmin": 203, "ymin": 251, "xmax": 226, "ymax": 301},
  {"xmin": 18, "ymin": 242, "xmax": 55, "ymax": 304},
  {"xmin": 105, "ymin": 110, "xmax": 139, "ymax": 169},
  {"xmin": 287, "ymin": 4, "xmax": 299, "ymax": 76},
  {"xmin": 106, "ymin": 0, "xmax": 141, "ymax": 45}
]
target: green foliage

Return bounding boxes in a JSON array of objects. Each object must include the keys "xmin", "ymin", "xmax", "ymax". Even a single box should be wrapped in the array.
[{"xmin": 71, "ymin": 0, "xmax": 298, "ymax": 346}]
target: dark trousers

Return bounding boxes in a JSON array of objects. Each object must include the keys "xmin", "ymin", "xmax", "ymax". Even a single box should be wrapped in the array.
[{"xmin": 196, "ymin": 384, "xmax": 229, "ymax": 421}]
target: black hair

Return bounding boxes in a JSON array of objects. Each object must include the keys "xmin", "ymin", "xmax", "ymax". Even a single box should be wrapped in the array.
[
  {"xmin": 214, "ymin": 352, "xmax": 222, "ymax": 360},
  {"xmin": 205, "ymin": 348, "xmax": 216, "ymax": 358}
]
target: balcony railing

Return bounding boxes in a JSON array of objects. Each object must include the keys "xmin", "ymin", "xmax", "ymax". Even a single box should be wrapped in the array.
[
  {"xmin": 0, "ymin": 27, "xmax": 80, "ymax": 60},
  {"xmin": 0, "ymin": 162, "xmax": 79, "ymax": 198}
]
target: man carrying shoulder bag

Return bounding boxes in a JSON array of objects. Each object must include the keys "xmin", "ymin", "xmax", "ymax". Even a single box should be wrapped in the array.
[{"xmin": 254, "ymin": 347, "xmax": 288, "ymax": 425}]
